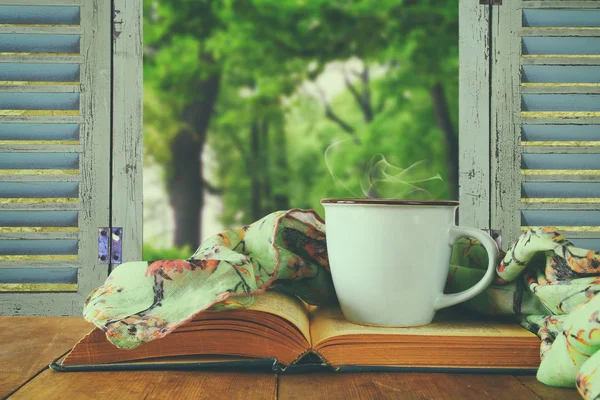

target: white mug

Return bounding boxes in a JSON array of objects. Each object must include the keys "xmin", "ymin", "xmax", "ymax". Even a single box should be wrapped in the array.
[{"xmin": 321, "ymin": 199, "xmax": 498, "ymax": 327}]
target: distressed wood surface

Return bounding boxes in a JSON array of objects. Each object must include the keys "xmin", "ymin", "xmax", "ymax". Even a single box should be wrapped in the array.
[
  {"xmin": 520, "ymin": 28, "xmax": 600, "ymax": 38},
  {"xmin": 0, "ymin": 202, "xmax": 80, "ymax": 210},
  {"xmin": 0, "ymin": 261, "xmax": 79, "ymax": 270},
  {"xmin": 522, "ymin": 56, "xmax": 600, "ymax": 66},
  {"xmin": 2, "ymin": 317, "xmax": 582, "ymax": 399},
  {"xmin": 0, "ymin": 0, "xmax": 81, "ymax": 4},
  {"xmin": 278, "ymin": 373, "xmax": 559, "ymax": 399},
  {"xmin": 521, "ymin": 86, "xmax": 600, "ymax": 95},
  {"xmin": 0, "ymin": 55, "xmax": 82, "ymax": 64},
  {"xmin": 0, "ymin": 316, "xmax": 93, "ymax": 399},
  {"xmin": 516, "ymin": 375, "xmax": 582, "ymax": 400},
  {"xmin": 458, "ymin": 0, "xmax": 491, "ymax": 230},
  {"xmin": 68, "ymin": 0, "xmax": 111, "ymax": 313},
  {"xmin": 491, "ymin": 3, "xmax": 522, "ymax": 249},
  {"xmin": 0, "ymin": 174, "xmax": 82, "ymax": 182},
  {"xmin": 0, "ymin": 0, "xmax": 111, "ymax": 316},
  {"xmin": 0, "ymin": 84, "xmax": 80, "ymax": 93},
  {"xmin": 110, "ymin": 0, "xmax": 143, "ymax": 270},
  {"xmin": 0, "ymin": 144, "xmax": 82, "ymax": 152},
  {"xmin": 12, "ymin": 370, "xmax": 277, "ymax": 400},
  {"xmin": 517, "ymin": 1, "xmax": 600, "ymax": 9},
  {"xmin": 0, "ymin": 25, "xmax": 82, "ymax": 35}
]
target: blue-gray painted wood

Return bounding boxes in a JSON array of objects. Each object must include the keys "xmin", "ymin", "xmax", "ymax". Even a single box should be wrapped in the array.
[
  {"xmin": 0, "ymin": 63, "xmax": 79, "ymax": 82},
  {"xmin": 523, "ymin": 9, "xmax": 600, "ymax": 27},
  {"xmin": 522, "ymin": 125, "xmax": 600, "ymax": 141},
  {"xmin": 0, "ymin": 182, "xmax": 78, "ymax": 197},
  {"xmin": 0, "ymin": 5, "xmax": 79, "ymax": 25},
  {"xmin": 0, "ymin": 211, "xmax": 77, "ymax": 226},
  {"xmin": 522, "ymin": 94, "xmax": 600, "ymax": 111},
  {"xmin": 522, "ymin": 66, "xmax": 600, "ymax": 83},
  {"xmin": 0, "ymin": 268, "xmax": 77, "ymax": 284},
  {"xmin": 0, "ymin": 152, "xmax": 78, "ymax": 169},
  {"xmin": 522, "ymin": 154, "xmax": 600, "ymax": 170},
  {"xmin": 0, "ymin": 123, "xmax": 79, "ymax": 140},
  {"xmin": 522, "ymin": 210, "xmax": 600, "ymax": 225},
  {"xmin": 0, "ymin": 34, "xmax": 79, "ymax": 53},
  {"xmin": 523, "ymin": 37, "xmax": 600, "ymax": 55},
  {"xmin": 522, "ymin": 182, "xmax": 600, "ymax": 198},
  {"xmin": 0, "ymin": 92, "xmax": 78, "ymax": 110},
  {"xmin": 0, "ymin": 239, "xmax": 77, "ymax": 255},
  {"xmin": 569, "ymin": 238, "xmax": 600, "ymax": 250}
]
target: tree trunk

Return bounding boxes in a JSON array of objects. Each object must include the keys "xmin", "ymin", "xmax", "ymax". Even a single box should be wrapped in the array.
[
  {"xmin": 430, "ymin": 82, "xmax": 459, "ymax": 200},
  {"xmin": 167, "ymin": 132, "xmax": 202, "ymax": 249},
  {"xmin": 167, "ymin": 69, "xmax": 221, "ymax": 249},
  {"xmin": 273, "ymin": 125, "xmax": 290, "ymax": 211},
  {"xmin": 261, "ymin": 119, "xmax": 272, "ymax": 216},
  {"xmin": 250, "ymin": 120, "xmax": 262, "ymax": 221}
]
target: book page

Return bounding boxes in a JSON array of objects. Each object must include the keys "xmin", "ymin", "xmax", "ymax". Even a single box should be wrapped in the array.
[
  {"xmin": 248, "ymin": 291, "xmax": 311, "ymax": 341},
  {"xmin": 311, "ymin": 306, "xmax": 536, "ymax": 346}
]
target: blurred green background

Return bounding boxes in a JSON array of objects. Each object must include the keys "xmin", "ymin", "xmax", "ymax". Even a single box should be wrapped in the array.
[{"xmin": 142, "ymin": 0, "xmax": 459, "ymax": 259}]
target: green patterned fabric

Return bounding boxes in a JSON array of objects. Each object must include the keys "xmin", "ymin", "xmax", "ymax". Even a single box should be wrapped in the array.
[
  {"xmin": 84, "ymin": 210, "xmax": 336, "ymax": 349},
  {"xmin": 447, "ymin": 228, "xmax": 600, "ymax": 399},
  {"xmin": 85, "ymin": 211, "xmax": 600, "ymax": 399}
]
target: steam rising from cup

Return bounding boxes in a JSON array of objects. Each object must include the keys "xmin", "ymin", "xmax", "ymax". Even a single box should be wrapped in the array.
[{"xmin": 325, "ymin": 139, "xmax": 445, "ymax": 200}]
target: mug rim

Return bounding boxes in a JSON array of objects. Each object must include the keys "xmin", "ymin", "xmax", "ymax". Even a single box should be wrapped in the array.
[{"xmin": 320, "ymin": 198, "xmax": 459, "ymax": 206}]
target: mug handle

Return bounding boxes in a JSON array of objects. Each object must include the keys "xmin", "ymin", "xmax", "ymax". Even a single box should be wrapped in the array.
[{"xmin": 434, "ymin": 226, "xmax": 499, "ymax": 310}]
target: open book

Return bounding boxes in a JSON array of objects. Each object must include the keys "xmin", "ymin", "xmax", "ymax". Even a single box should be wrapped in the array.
[{"xmin": 52, "ymin": 291, "xmax": 541, "ymax": 373}]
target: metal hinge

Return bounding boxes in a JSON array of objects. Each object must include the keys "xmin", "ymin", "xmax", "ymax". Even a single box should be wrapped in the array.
[
  {"xmin": 98, "ymin": 228, "xmax": 123, "ymax": 264},
  {"xmin": 479, "ymin": 0, "xmax": 502, "ymax": 5},
  {"xmin": 483, "ymin": 229, "xmax": 502, "ymax": 250}
]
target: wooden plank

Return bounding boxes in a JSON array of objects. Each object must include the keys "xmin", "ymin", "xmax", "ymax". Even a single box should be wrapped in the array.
[
  {"xmin": 0, "ymin": 260, "xmax": 79, "ymax": 269},
  {"xmin": 0, "ymin": 0, "xmax": 81, "ymax": 4},
  {"xmin": 0, "ymin": 84, "xmax": 80, "ymax": 93},
  {"xmin": 0, "ymin": 202, "xmax": 80, "ymax": 210},
  {"xmin": 522, "ymin": 56, "xmax": 600, "ymax": 66},
  {"xmin": 522, "ymin": 174, "xmax": 600, "ymax": 182},
  {"xmin": 516, "ymin": 375, "xmax": 582, "ymax": 400},
  {"xmin": 0, "ymin": 231, "xmax": 78, "ymax": 239},
  {"xmin": 520, "ymin": 28, "xmax": 600, "ymax": 37},
  {"xmin": 0, "ymin": 144, "xmax": 82, "ymax": 152},
  {"xmin": 0, "ymin": 25, "xmax": 82, "ymax": 35},
  {"xmin": 517, "ymin": 1, "xmax": 600, "ymax": 9},
  {"xmin": 11, "ymin": 370, "xmax": 277, "ymax": 400},
  {"xmin": 0, "ymin": 267, "xmax": 104, "ymax": 315},
  {"xmin": 0, "ymin": 316, "xmax": 93, "ymax": 399},
  {"xmin": 521, "ymin": 84, "xmax": 600, "ymax": 94},
  {"xmin": 111, "ymin": 0, "xmax": 143, "ymax": 269},
  {"xmin": 521, "ymin": 203, "xmax": 600, "ymax": 210},
  {"xmin": 0, "ymin": 283, "xmax": 77, "ymax": 292},
  {"xmin": 59, "ymin": 0, "xmax": 111, "ymax": 314},
  {"xmin": 520, "ymin": 227, "xmax": 600, "ymax": 236},
  {"xmin": 521, "ymin": 145, "xmax": 600, "ymax": 154},
  {"xmin": 458, "ymin": 0, "xmax": 491, "ymax": 229},
  {"xmin": 491, "ymin": 4, "xmax": 522, "ymax": 249},
  {"xmin": 0, "ymin": 174, "xmax": 81, "ymax": 182},
  {"xmin": 279, "ymin": 373, "xmax": 540, "ymax": 400},
  {"xmin": 522, "ymin": 117, "xmax": 600, "ymax": 125},
  {"xmin": 0, "ymin": 55, "xmax": 82, "ymax": 64},
  {"xmin": 0, "ymin": 116, "xmax": 82, "ymax": 123}
]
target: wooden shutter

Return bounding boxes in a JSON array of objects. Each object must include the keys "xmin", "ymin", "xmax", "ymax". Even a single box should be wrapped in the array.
[
  {"xmin": 490, "ymin": 0, "xmax": 600, "ymax": 250},
  {"xmin": 0, "ymin": 1, "xmax": 111, "ymax": 315}
]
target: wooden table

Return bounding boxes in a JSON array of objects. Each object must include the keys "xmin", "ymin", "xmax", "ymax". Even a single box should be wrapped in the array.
[{"xmin": 0, "ymin": 317, "xmax": 582, "ymax": 399}]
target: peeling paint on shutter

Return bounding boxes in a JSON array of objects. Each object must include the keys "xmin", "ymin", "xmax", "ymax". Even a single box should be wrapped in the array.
[
  {"xmin": 492, "ymin": 1, "xmax": 600, "ymax": 251},
  {"xmin": 0, "ymin": 1, "xmax": 110, "ymax": 315}
]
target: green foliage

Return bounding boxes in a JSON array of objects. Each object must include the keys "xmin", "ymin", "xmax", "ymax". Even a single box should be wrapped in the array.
[
  {"xmin": 142, "ymin": 242, "xmax": 192, "ymax": 261},
  {"xmin": 144, "ymin": 0, "xmax": 460, "ymax": 235}
]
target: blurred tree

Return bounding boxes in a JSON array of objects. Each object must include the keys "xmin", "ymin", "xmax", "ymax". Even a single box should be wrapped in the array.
[{"xmin": 144, "ymin": 0, "xmax": 459, "ymax": 247}]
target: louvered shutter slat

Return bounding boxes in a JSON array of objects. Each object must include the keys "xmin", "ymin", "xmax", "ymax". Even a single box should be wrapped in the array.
[
  {"xmin": 492, "ymin": 2, "xmax": 600, "ymax": 251},
  {"xmin": 0, "ymin": 1, "xmax": 110, "ymax": 315}
]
